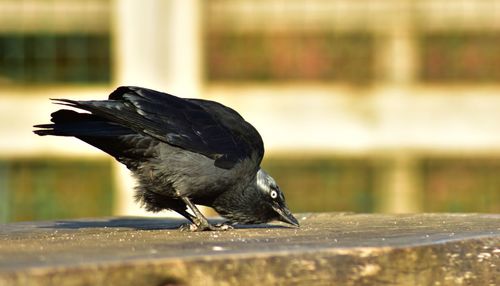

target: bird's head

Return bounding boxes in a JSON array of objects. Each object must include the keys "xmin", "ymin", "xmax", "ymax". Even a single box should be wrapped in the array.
[
  {"xmin": 254, "ymin": 169, "xmax": 299, "ymax": 227},
  {"xmin": 213, "ymin": 169, "xmax": 299, "ymax": 227}
]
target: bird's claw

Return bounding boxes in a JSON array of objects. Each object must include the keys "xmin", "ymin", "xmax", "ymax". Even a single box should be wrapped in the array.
[
  {"xmin": 179, "ymin": 223, "xmax": 199, "ymax": 232},
  {"xmin": 212, "ymin": 223, "xmax": 234, "ymax": 231},
  {"xmin": 178, "ymin": 222, "xmax": 233, "ymax": 232}
]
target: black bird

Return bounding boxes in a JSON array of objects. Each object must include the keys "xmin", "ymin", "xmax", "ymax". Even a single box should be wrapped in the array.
[{"xmin": 34, "ymin": 86, "xmax": 299, "ymax": 231}]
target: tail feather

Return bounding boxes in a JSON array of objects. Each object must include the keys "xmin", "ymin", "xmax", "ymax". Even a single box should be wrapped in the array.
[
  {"xmin": 33, "ymin": 109, "xmax": 132, "ymax": 137},
  {"xmin": 34, "ymin": 108, "xmax": 155, "ymax": 169},
  {"xmin": 34, "ymin": 109, "xmax": 136, "ymax": 160}
]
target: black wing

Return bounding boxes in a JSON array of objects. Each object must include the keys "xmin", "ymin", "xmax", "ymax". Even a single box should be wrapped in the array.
[{"xmin": 49, "ymin": 86, "xmax": 264, "ymax": 169}]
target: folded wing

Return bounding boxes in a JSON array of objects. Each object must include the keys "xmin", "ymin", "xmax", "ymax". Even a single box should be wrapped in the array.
[{"xmin": 45, "ymin": 86, "xmax": 264, "ymax": 169}]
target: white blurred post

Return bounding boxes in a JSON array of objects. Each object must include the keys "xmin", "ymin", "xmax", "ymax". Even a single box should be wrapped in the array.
[
  {"xmin": 112, "ymin": 0, "xmax": 202, "ymax": 216},
  {"xmin": 374, "ymin": 0, "xmax": 420, "ymax": 213}
]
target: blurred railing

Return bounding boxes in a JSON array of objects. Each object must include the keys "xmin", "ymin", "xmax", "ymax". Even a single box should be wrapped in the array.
[{"xmin": 1, "ymin": 0, "xmax": 499, "ymax": 222}]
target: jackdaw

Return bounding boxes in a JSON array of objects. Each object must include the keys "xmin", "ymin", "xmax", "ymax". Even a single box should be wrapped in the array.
[{"xmin": 34, "ymin": 86, "xmax": 299, "ymax": 231}]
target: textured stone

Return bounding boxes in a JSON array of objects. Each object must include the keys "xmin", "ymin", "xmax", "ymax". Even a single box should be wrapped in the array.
[{"xmin": 0, "ymin": 213, "xmax": 499, "ymax": 285}]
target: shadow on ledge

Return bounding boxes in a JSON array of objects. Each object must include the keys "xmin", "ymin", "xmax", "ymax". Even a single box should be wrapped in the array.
[{"xmin": 41, "ymin": 217, "xmax": 289, "ymax": 231}]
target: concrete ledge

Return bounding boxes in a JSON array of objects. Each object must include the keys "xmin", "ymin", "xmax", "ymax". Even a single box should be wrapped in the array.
[{"xmin": 0, "ymin": 213, "xmax": 499, "ymax": 285}]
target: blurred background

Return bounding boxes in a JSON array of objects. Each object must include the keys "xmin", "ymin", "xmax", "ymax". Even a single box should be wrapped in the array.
[{"xmin": 1, "ymin": 0, "xmax": 500, "ymax": 223}]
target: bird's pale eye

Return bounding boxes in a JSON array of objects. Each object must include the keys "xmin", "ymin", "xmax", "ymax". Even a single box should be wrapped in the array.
[{"xmin": 270, "ymin": 190, "xmax": 278, "ymax": 199}]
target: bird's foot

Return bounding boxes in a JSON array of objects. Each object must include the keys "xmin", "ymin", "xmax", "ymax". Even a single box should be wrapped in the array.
[
  {"xmin": 212, "ymin": 223, "xmax": 234, "ymax": 231},
  {"xmin": 178, "ymin": 222, "xmax": 233, "ymax": 232},
  {"xmin": 178, "ymin": 223, "xmax": 199, "ymax": 232}
]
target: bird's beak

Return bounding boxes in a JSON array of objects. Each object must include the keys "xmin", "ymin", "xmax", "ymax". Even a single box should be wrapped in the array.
[{"xmin": 272, "ymin": 203, "xmax": 299, "ymax": 227}]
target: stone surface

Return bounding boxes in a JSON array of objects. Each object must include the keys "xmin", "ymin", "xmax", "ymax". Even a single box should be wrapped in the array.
[{"xmin": 0, "ymin": 213, "xmax": 499, "ymax": 286}]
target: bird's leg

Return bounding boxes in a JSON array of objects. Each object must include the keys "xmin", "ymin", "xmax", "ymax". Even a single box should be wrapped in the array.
[
  {"xmin": 180, "ymin": 196, "xmax": 212, "ymax": 231},
  {"xmin": 168, "ymin": 201, "xmax": 205, "ymax": 231},
  {"xmin": 180, "ymin": 196, "xmax": 232, "ymax": 231},
  {"xmin": 173, "ymin": 207, "xmax": 196, "ymax": 223}
]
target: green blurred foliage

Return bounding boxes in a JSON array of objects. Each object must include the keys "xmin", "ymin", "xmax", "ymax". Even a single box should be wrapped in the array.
[
  {"xmin": 0, "ymin": 158, "xmax": 115, "ymax": 222},
  {"xmin": 420, "ymin": 158, "xmax": 500, "ymax": 213},
  {"xmin": 421, "ymin": 32, "xmax": 500, "ymax": 82},
  {"xmin": 0, "ymin": 34, "xmax": 111, "ymax": 84},
  {"xmin": 206, "ymin": 32, "xmax": 374, "ymax": 84},
  {"xmin": 262, "ymin": 157, "xmax": 377, "ymax": 213}
]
